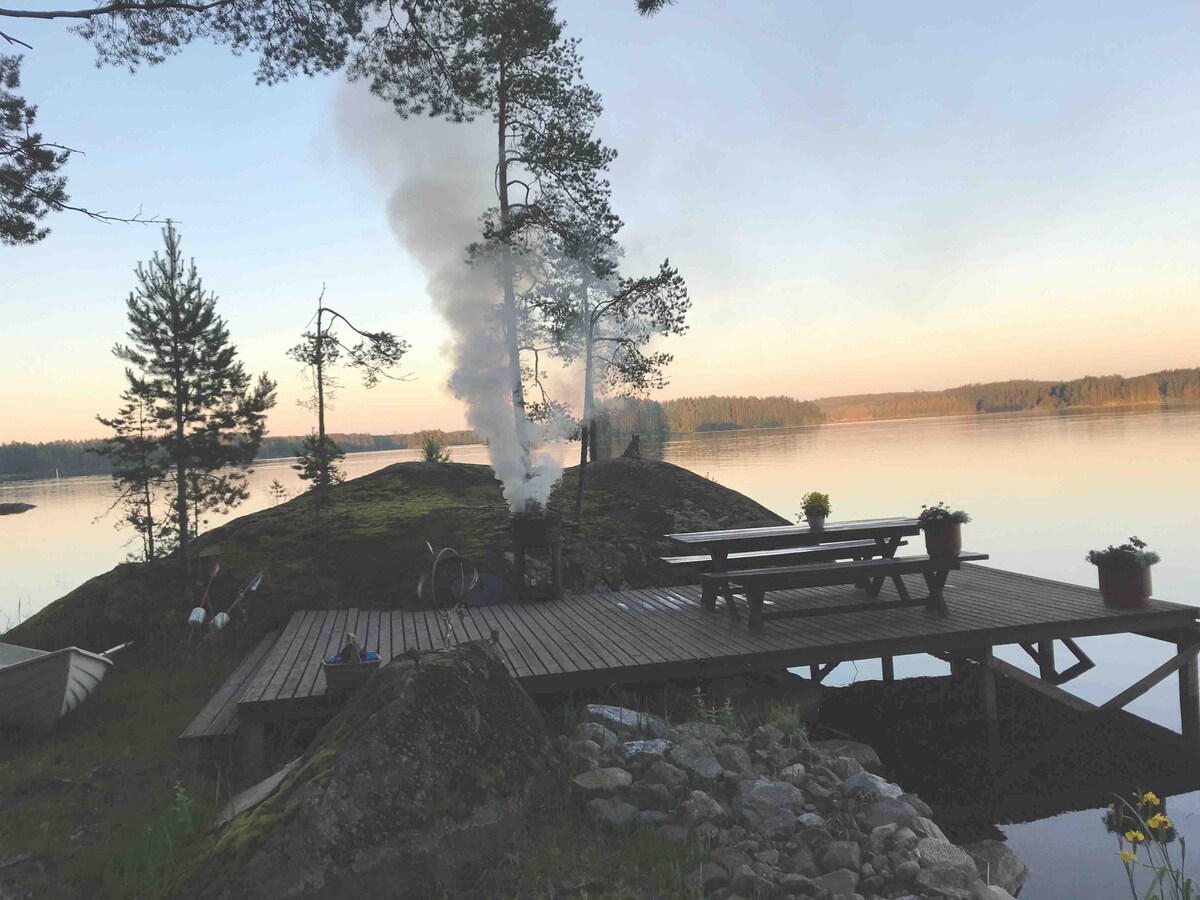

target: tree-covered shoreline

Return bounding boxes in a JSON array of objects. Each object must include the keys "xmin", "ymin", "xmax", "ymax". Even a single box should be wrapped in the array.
[{"xmin": 4, "ymin": 367, "xmax": 1197, "ymax": 481}]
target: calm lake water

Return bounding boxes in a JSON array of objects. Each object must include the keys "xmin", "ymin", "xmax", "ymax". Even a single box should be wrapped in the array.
[{"xmin": 3, "ymin": 405, "xmax": 1199, "ymax": 898}]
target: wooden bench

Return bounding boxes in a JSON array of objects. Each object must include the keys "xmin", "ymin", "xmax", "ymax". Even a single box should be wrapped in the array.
[
  {"xmin": 664, "ymin": 539, "xmax": 909, "ymax": 604},
  {"xmin": 707, "ymin": 553, "xmax": 989, "ymax": 629}
]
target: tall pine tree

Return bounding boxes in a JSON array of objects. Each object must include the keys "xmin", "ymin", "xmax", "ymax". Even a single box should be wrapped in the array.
[{"xmin": 103, "ymin": 223, "xmax": 277, "ymax": 571}]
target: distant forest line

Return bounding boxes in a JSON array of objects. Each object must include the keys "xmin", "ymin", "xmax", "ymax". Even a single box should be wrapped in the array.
[{"xmin": 3, "ymin": 368, "xmax": 1197, "ymax": 480}]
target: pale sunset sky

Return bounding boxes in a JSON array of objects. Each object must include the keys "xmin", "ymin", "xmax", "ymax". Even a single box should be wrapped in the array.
[{"xmin": 4, "ymin": 1, "xmax": 1199, "ymax": 443}]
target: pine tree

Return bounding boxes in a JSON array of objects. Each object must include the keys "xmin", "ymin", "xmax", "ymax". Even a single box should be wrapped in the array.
[
  {"xmin": 93, "ymin": 386, "xmax": 175, "ymax": 563},
  {"xmin": 287, "ymin": 289, "xmax": 407, "ymax": 505},
  {"xmin": 107, "ymin": 223, "xmax": 277, "ymax": 571}
]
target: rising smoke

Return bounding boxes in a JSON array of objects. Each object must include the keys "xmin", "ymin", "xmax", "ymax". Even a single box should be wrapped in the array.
[{"xmin": 333, "ymin": 86, "xmax": 573, "ymax": 511}]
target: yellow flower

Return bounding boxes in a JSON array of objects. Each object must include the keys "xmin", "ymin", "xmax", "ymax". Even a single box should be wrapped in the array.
[
  {"xmin": 1142, "ymin": 792, "xmax": 1161, "ymax": 806},
  {"xmin": 1148, "ymin": 813, "xmax": 1172, "ymax": 829},
  {"xmin": 1119, "ymin": 849, "xmax": 1138, "ymax": 863},
  {"xmin": 1126, "ymin": 830, "xmax": 1146, "ymax": 843}
]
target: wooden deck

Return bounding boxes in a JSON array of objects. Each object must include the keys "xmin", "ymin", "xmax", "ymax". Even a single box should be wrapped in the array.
[{"xmin": 232, "ymin": 564, "xmax": 1198, "ymax": 723}]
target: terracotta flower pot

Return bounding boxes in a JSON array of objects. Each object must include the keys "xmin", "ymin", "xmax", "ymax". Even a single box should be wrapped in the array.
[
  {"xmin": 923, "ymin": 521, "xmax": 962, "ymax": 558},
  {"xmin": 1098, "ymin": 566, "xmax": 1153, "ymax": 608}
]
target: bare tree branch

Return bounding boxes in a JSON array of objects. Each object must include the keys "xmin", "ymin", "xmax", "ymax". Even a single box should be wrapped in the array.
[{"xmin": 0, "ymin": 0, "xmax": 231, "ymax": 21}]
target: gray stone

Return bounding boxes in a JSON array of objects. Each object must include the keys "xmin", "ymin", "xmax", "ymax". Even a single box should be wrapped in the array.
[
  {"xmin": 657, "ymin": 823, "xmax": 690, "ymax": 844},
  {"xmin": 778, "ymin": 872, "xmax": 814, "ymax": 894},
  {"xmin": 571, "ymin": 721, "xmax": 618, "ymax": 750},
  {"xmin": 693, "ymin": 822, "xmax": 721, "ymax": 846},
  {"xmin": 915, "ymin": 838, "xmax": 979, "ymax": 879},
  {"xmin": 914, "ymin": 865, "xmax": 974, "ymax": 899},
  {"xmin": 567, "ymin": 739, "xmax": 601, "ymax": 760},
  {"xmin": 734, "ymin": 780, "xmax": 806, "ymax": 832},
  {"xmin": 840, "ymin": 771, "xmax": 904, "ymax": 800},
  {"xmin": 669, "ymin": 740, "xmax": 725, "ymax": 780},
  {"xmin": 780, "ymin": 763, "xmax": 806, "ymax": 780},
  {"xmin": 586, "ymin": 797, "xmax": 638, "ymax": 830},
  {"xmin": 856, "ymin": 797, "xmax": 918, "ymax": 831},
  {"xmin": 583, "ymin": 704, "xmax": 670, "ymax": 738},
  {"xmin": 813, "ymin": 868, "xmax": 860, "ymax": 898},
  {"xmin": 913, "ymin": 816, "xmax": 948, "ymax": 841},
  {"xmin": 895, "ymin": 859, "xmax": 921, "ymax": 882},
  {"xmin": 571, "ymin": 766, "xmax": 633, "ymax": 799},
  {"xmin": 751, "ymin": 724, "xmax": 786, "ymax": 748},
  {"xmin": 796, "ymin": 812, "xmax": 826, "ymax": 829},
  {"xmin": 789, "ymin": 845, "xmax": 819, "ymax": 878},
  {"xmin": 831, "ymin": 755, "xmax": 865, "ymax": 780},
  {"xmin": 985, "ymin": 887, "xmax": 1018, "ymax": 900},
  {"xmin": 962, "ymin": 839, "xmax": 1029, "ymax": 897},
  {"xmin": 645, "ymin": 760, "xmax": 689, "ymax": 790},
  {"xmin": 755, "ymin": 848, "xmax": 781, "ymax": 866},
  {"xmin": 680, "ymin": 789, "xmax": 726, "ymax": 824},
  {"xmin": 891, "ymin": 826, "xmax": 918, "ymax": 849},
  {"xmin": 809, "ymin": 739, "xmax": 883, "ymax": 773},
  {"xmin": 678, "ymin": 720, "xmax": 730, "ymax": 742},
  {"xmin": 629, "ymin": 781, "xmax": 672, "ymax": 812},
  {"xmin": 730, "ymin": 863, "xmax": 776, "ymax": 897},
  {"xmin": 821, "ymin": 841, "xmax": 862, "ymax": 873},
  {"xmin": 683, "ymin": 862, "xmax": 730, "ymax": 894},
  {"xmin": 616, "ymin": 738, "xmax": 672, "ymax": 764},
  {"xmin": 900, "ymin": 792, "xmax": 933, "ymax": 817},
  {"xmin": 637, "ymin": 809, "xmax": 672, "ymax": 829},
  {"xmin": 716, "ymin": 743, "xmax": 756, "ymax": 776}
]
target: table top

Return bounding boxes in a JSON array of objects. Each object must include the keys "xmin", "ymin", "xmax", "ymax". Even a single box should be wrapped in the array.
[{"xmin": 667, "ymin": 517, "xmax": 921, "ymax": 553}]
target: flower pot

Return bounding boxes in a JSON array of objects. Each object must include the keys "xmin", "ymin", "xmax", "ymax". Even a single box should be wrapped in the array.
[
  {"xmin": 923, "ymin": 522, "xmax": 962, "ymax": 558},
  {"xmin": 806, "ymin": 513, "xmax": 826, "ymax": 529},
  {"xmin": 1097, "ymin": 566, "xmax": 1153, "ymax": 608}
]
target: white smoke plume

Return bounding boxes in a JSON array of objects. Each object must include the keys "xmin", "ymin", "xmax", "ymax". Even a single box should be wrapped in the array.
[{"xmin": 333, "ymin": 86, "xmax": 572, "ymax": 511}]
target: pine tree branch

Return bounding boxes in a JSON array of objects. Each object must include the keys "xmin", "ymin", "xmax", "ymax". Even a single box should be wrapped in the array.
[{"xmin": 0, "ymin": 0, "xmax": 232, "ymax": 21}]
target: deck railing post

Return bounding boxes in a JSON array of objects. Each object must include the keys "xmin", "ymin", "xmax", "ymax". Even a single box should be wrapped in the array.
[
  {"xmin": 1037, "ymin": 640, "xmax": 1056, "ymax": 681},
  {"xmin": 882, "ymin": 656, "xmax": 895, "ymax": 683},
  {"xmin": 1178, "ymin": 639, "xmax": 1199, "ymax": 744}
]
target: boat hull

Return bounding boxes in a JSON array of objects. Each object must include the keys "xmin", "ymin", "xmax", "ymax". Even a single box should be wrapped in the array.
[{"xmin": 0, "ymin": 645, "xmax": 113, "ymax": 730}]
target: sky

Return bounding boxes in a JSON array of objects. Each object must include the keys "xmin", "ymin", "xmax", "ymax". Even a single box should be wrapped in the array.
[{"xmin": 3, "ymin": 0, "xmax": 1199, "ymax": 442}]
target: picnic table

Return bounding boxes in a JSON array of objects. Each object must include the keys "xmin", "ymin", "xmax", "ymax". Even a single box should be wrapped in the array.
[{"xmin": 666, "ymin": 517, "xmax": 987, "ymax": 628}]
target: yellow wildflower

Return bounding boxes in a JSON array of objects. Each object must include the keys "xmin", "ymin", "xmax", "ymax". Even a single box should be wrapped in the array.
[
  {"xmin": 1148, "ymin": 813, "xmax": 1172, "ymax": 829},
  {"xmin": 1142, "ymin": 792, "xmax": 1161, "ymax": 806},
  {"xmin": 1126, "ymin": 830, "xmax": 1146, "ymax": 843},
  {"xmin": 1119, "ymin": 849, "xmax": 1138, "ymax": 863}
]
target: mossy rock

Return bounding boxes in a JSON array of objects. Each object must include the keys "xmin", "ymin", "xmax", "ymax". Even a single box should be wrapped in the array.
[{"xmin": 176, "ymin": 640, "xmax": 550, "ymax": 899}]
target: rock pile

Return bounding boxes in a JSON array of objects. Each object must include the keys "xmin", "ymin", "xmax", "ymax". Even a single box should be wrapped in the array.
[{"xmin": 556, "ymin": 704, "xmax": 1028, "ymax": 900}]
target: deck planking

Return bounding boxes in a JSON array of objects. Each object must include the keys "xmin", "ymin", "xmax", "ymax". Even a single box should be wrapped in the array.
[
  {"xmin": 179, "ymin": 629, "xmax": 281, "ymax": 742},
  {"xmin": 233, "ymin": 564, "xmax": 1198, "ymax": 721}
]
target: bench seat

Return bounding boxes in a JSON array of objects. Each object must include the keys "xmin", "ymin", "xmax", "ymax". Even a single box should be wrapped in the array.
[
  {"xmin": 662, "ymin": 538, "xmax": 906, "ymax": 572},
  {"xmin": 706, "ymin": 553, "xmax": 988, "ymax": 628}
]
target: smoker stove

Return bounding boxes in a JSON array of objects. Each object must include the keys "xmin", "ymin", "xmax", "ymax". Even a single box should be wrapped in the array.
[{"xmin": 510, "ymin": 510, "xmax": 564, "ymax": 602}]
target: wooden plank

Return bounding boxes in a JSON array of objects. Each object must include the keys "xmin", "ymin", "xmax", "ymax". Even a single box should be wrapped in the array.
[
  {"xmin": 180, "ymin": 628, "xmax": 280, "ymax": 740},
  {"xmin": 277, "ymin": 609, "xmax": 329, "ymax": 701},
  {"xmin": 662, "ymin": 539, "xmax": 908, "ymax": 568},
  {"xmin": 241, "ymin": 610, "xmax": 312, "ymax": 705},
  {"xmin": 1179, "ymin": 639, "xmax": 1199, "ymax": 744},
  {"xmin": 305, "ymin": 608, "xmax": 349, "ymax": 699}
]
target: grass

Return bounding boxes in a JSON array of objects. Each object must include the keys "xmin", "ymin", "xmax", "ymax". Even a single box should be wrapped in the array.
[{"xmin": 0, "ymin": 639, "xmax": 241, "ymax": 898}]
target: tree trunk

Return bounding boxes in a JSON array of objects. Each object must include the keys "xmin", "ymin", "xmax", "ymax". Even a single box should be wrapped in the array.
[
  {"xmin": 496, "ymin": 62, "xmax": 533, "ymax": 494},
  {"xmin": 574, "ymin": 300, "xmax": 596, "ymax": 522},
  {"xmin": 315, "ymin": 306, "xmax": 327, "ymax": 508}
]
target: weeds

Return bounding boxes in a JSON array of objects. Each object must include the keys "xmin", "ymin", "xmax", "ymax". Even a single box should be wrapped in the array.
[
  {"xmin": 117, "ymin": 783, "xmax": 204, "ymax": 889},
  {"xmin": 692, "ymin": 687, "xmax": 737, "ymax": 730}
]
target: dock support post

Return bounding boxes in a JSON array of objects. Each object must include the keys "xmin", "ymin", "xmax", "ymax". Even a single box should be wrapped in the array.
[
  {"xmin": 1178, "ymin": 640, "xmax": 1199, "ymax": 744},
  {"xmin": 239, "ymin": 721, "xmax": 267, "ymax": 783},
  {"xmin": 881, "ymin": 656, "xmax": 895, "ymax": 683},
  {"xmin": 1037, "ymin": 641, "xmax": 1056, "ymax": 681},
  {"xmin": 977, "ymin": 646, "xmax": 1000, "ymax": 770}
]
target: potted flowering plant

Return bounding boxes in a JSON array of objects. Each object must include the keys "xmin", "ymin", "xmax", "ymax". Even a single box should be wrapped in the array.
[
  {"xmin": 1087, "ymin": 536, "xmax": 1159, "ymax": 608},
  {"xmin": 800, "ymin": 492, "xmax": 832, "ymax": 529},
  {"xmin": 917, "ymin": 502, "xmax": 971, "ymax": 557}
]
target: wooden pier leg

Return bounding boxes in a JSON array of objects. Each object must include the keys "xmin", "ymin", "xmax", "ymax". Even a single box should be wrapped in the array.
[
  {"xmin": 977, "ymin": 647, "xmax": 1000, "ymax": 770},
  {"xmin": 514, "ymin": 545, "xmax": 527, "ymax": 602},
  {"xmin": 1038, "ymin": 641, "xmax": 1056, "ymax": 681},
  {"xmin": 239, "ymin": 721, "xmax": 267, "ymax": 783},
  {"xmin": 882, "ymin": 656, "xmax": 895, "ymax": 683},
  {"xmin": 1178, "ymin": 640, "xmax": 1199, "ymax": 744}
]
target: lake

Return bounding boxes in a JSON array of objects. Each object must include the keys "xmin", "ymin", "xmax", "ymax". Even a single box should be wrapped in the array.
[{"xmin": 3, "ymin": 405, "xmax": 1199, "ymax": 898}]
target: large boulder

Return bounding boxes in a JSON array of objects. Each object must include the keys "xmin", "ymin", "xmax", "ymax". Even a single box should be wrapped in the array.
[
  {"xmin": 178, "ymin": 641, "xmax": 549, "ymax": 899},
  {"xmin": 962, "ymin": 839, "xmax": 1030, "ymax": 897}
]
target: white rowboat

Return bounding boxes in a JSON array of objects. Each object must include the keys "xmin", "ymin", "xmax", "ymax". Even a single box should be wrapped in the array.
[{"xmin": 0, "ymin": 641, "xmax": 129, "ymax": 731}]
